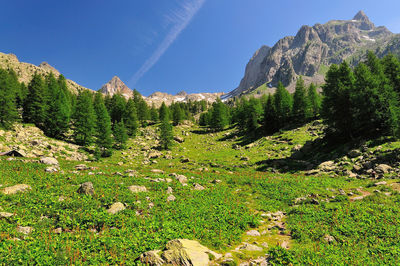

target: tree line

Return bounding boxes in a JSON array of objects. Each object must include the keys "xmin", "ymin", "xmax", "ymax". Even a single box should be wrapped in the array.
[
  {"xmin": 199, "ymin": 77, "xmax": 322, "ymax": 135},
  {"xmin": 0, "ymin": 70, "xmax": 210, "ymax": 156}
]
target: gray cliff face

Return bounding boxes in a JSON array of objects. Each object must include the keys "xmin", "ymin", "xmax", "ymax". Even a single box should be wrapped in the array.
[{"xmin": 226, "ymin": 11, "xmax": 398, "ymax": 98}]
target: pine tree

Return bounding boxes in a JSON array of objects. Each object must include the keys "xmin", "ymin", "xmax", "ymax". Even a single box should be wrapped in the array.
[
  {"xmin": 73, "ymin": 91, "xmax": 96, "ymax": 146},
  {"xmin": 210, "ymin": 99, "xmax": 229, "ymax": 130},
  {"xmin": 245, "ymin": 97, "xmax": 263, "ymax": 133},
  {"xmin": 110, "ymin": 93, "xmax": 126, "ymax": 124},
  {"xmin": 23, "ymin": 73, "xmax": 47, "ymax": 128},
  {"xmin": 274, "ymin": 82, "xmax": 292, "ymax": 129},
  {"xmin": 172, "ymin": 104, "xmax": 184, "ymax": 125},
  {"xmin": 159, "ymin": 116, "xmax": 173, "ymax": 150},
  {"xmin": 263, "ymin": 94, "xmax": 277, "ymax": 134},
  {"xmin": 94, "ymin": 93, "xmax": 113, "ymax": 156},
  {"xmin": 159, "ymin": 102, "xmax": 170, "ymax": 121},
  {"xmin": 124, "ymin": 99, "xmax": 139, "ymax": 137},
  {"xmin": 292, "ymin": 77, "xmax": 308, "ymax": 123},
  {"xmin": 307, "ymin": 83, "xmax": 321, "ymax": 119},
  {"xmin": 57, "ymin": 75, "xmax": 73, "ymax": 114},
  {"xmin": 113, "ymin": 120, "xmax": 128, "ymax": 149},
  {"xmin": 321, "ymin": 62, "xmax": 355, "ymax": 139},
  {"xmin": 382, "ymin": 54, "xmax": 400, "ymax": 94},
  {"xmin": 0, "ymin": 69, "xmax": 19, "ymax": 129},
  {"xmin": 44, "ymin": 73, "xmax": 70, "ymax": 138},
  {"xmin": 150, "ymin": 105, "xmax": 159, "ymax": 123}
]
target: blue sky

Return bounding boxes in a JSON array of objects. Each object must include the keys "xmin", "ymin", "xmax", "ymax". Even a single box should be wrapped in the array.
[{"xmin": 1, "ymin": 0, "xmax": 400, "ymax": 96}]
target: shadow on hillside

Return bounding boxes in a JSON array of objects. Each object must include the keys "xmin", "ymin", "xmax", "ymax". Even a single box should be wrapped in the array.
[{"xmin": 255, "ymin": 135, "xmax": 352, "ymax": 173}]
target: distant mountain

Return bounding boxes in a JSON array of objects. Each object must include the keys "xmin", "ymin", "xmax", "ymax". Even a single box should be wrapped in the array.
[
  {"xmin": 224, "ymin": 11, "xmax": 400, "ymax": 98},
  {"xmin": 0, "ymin": 52, "xmax": 88, "ymax": 93},
  {"xmin": 146, "ymin": 91, "xmax": 224, "ymax": 107},
  {"xmin": 99, "ymin": 76, "xmax": 133, "ymax": 98},
  {"xmin": 98, "ymin": 76, "xmax": 224, "ymax": 106}
]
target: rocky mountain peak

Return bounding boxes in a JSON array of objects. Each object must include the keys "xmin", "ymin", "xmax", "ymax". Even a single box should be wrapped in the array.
[
  {"xmin": 39, "ymin": 62, "xmax": 59, "ymax": 74},
  {"xmin": 353, "ymin": 10, "xmax": 370, "ymax": 22},
  {"xmin": 99, "ymin": 76, "xmax": 132, "ymax": 97},
  {"xmin": 226, "ymin": 11, "xmax": 399, "ymax": 99},
  {"xmin": 176, "ymin": 91, "xmax": 187, "ymax": 96}
]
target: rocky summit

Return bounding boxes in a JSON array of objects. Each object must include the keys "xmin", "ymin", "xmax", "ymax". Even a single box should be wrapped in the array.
[
  {"xmin": 225, "ymin": 11, "xmax": 399, "ymax": 98},
  {"xmin": 99, "ymin": 76, "xmax": 133, "ymax": 98}
]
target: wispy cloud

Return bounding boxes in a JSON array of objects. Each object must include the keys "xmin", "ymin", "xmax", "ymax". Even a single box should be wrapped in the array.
[{"xmin": 129, "ymin": 0, "xmax": 206, "ymax": 86}]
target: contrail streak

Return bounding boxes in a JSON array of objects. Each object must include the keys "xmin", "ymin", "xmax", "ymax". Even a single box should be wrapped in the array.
[{"xmin": 130, "ymin": 0, "xmax": 206, "ymax": 86}]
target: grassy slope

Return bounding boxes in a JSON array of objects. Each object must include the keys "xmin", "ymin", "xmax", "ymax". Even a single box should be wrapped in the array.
[{"xmin": 1, "ymin": 123, "xmax": 400, "ymax": 264}]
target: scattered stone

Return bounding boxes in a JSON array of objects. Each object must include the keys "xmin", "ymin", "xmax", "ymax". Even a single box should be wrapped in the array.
[
  {"xmin": 77, "ymin": 182, "xmax": 95, "ymax": 195},
  {"xmin": 318, "ymin": 161, "xmax": 335, "ymax": 171},
  {"xmin": 107, "ymin": 202, "xmax": 126, "ymax": 214},
  {"xmin": 75, "ymin": 164, "xmax": 88, "ymax": 171},
  {"xmin": 0, "ymin": 212, "xmax": 14, "ymax": 219},
  {"xmin": 45, "ymin": 167, "xmax": 58, "ymax": 173},
  {"xmin": 323, "ymin": 234, "xmax": 336, "ymax": 243},
  {"xmin": 374, "ymin": 181, "xmax": 387, "ymax": 186},
  {"xmin": 2, "ymin": 184, "xmax": 31, "ymax": 195},
  {"xmin": 246, "ymin": 230, "xmax": 261, "ymax": 236},
  {"xmin": 181, "ymin": 158, "xmax": 190, "ymax": 163},
  {"xmin": 167, "ymin": 187, "xmax": 173, "ymax": 194},
  {"xmin": 39, "ymin": 157, "xmax": 59, "ymax": 166},
  {"xmin": 128, "ymin": 185, "xmax": 147, "ymax": 193},
  {"xmin": 174, "ymin": 136, "xmax": 184, "ymax": 143},
  {"xmin": 151, "ymin": 169, "xmax": 164, "ymax": 174},
  {"xmin": 348, "ymin": 149, "xmax": 362, "ymax": 158},
  {"xmin": 239, "ymin": 242, "xmax": 263, "ymax": 251},
  {"xmin": 53, "ymin": 228, "xmax": 62, "ymax": 234},
  {"xmin": 148, "ymin": 151, "xmax": 162, "ymax": 159},
  {"xmin": 167, "ymin": 195, "xmax": 176, "ymax": 202},
  {"xmin": 193, "ymin": 183, "xmax": 205, "ymax": 191},
  {"xmin": 375, "ymin": 164, "xmax": 392, "ymax": 174},
  {"xmin": 17, "ymin": 226, "xmax": 33, "ymax": 235}
]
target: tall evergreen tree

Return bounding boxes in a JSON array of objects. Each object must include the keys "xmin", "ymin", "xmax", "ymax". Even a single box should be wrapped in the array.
[
  {"xmin": 292, "ymin": 77, "xmax": 308, "ymax": 123},
  {"xmin": 113, "ymin": 120, "xmax": 128, "ymax": 149},
  {"xmin": 110, "ymin": 93, "xmax": 126, "ymax": 124},
  {"xmin": 307, "ymin": 83, "xmax": 321, "ymax": 119},
  {"xmin": 73, "ymin": 91, "xmax": 96, "ymax": 146},
  {"xmin": 159, "ymin": 116, "xmax": 173, "ymax": 150},
  {"xmin": 274, "ymin": 82, "xmax": 292, "ymax": 129},
  {"xmin": 382, "ymin": 54, "xmax": 400, "ymax": 94},
  {"xmin": 263, "ymin": 94, "xmax": 277, "ymax": 134},
  {"xmin": 150, "ymin": 105, "xmax": 159, "ymax": 123},
  {"xmin": 172, "ymin": 104, "xmax": 184, "ymax": 125},
  {"xmin": 321, "ymin": 62, "xmax": 355, "ymax": 139},
  {"xmin": 0, "ymin": 69, "xmax": 19, "ymax": 129},
  {"xmin": 124, "ymin": 99, "xmax": 139, "ymax": 137},
  {"xmin": 159, "ymin": 102, "xmax": 170, "ymax": 121},
  {"xmin": 44, "ymin": 73, "xmax": 71, "ymax": 138},
  {"xmin": 23, "ymin": 73, "xmax": 47, "ymax": 128},
  {"xmin": 210, "ymin": 99, "xmax": 229, "ymax": 130},
  {"xmin": 94, "ymin": 93, "xmax": 113, "ymax": 156}
]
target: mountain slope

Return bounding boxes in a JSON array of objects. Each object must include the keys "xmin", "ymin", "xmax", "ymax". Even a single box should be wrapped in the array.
[
  {"xmin": 225, "ymin": 11, "xmax": 399, "ymax": 98},
  {"xmin": 0, "ymin": 52, "xmax": 88, "ymax": 93}
]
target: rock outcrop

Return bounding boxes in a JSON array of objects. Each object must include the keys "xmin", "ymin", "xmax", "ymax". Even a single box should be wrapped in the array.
[{"xmin": 139, "ymin": 239, "xmax": 221, "ymax": 266}]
